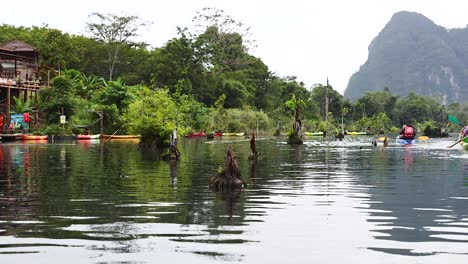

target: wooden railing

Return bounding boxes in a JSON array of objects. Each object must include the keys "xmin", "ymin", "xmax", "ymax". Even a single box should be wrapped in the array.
[{"xmin": 0, "ymin": 69, "xmax": 19, "ymax": 79}]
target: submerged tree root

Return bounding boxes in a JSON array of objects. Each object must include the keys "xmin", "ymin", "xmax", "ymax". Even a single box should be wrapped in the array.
[{"xmin": 209, "ymin": 145, "xmax": 246, "ymax": 190}]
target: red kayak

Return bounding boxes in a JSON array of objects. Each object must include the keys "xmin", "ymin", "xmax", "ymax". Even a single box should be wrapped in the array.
[
  {"xmin": 77, "ymin": 134, "xmax": 101, "ymax": 140},
  {"xmin": 185, "ymin": 132, "xmax": 206, "ymax": 138}
]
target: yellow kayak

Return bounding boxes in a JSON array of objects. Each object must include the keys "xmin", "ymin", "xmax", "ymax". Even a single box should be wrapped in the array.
[
  {"xmin": 223, "ymin": 132, "xmax": 245, "ymax": 137},
  {"xmin": 102, "ymin": 135, "xmax": 141, "ymax": 140},
  {"xmin": 304, "ymin": 131, "xmax": 324, "ymax": 136},
  {"xmin": 346, "ymin": 131, "xmax": 368, "ymax": 135}
]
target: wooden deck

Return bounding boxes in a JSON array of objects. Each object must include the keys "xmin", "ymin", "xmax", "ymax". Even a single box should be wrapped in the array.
[{"xmin": 0, "ymin": 133, "xmax": 22, "ymax": 141}]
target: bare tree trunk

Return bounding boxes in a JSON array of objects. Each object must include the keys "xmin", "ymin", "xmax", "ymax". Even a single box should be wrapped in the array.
[
  {"xmin": 288, "ymin": 106, "xmax": 303, "ymax": 144},
  {"xmin": 109, "ymin": 45, "xmax": 120, "ymax": 81},
  {"xmin": 249, "ymin": 131, "xmax": 258, "ymax": 158}
]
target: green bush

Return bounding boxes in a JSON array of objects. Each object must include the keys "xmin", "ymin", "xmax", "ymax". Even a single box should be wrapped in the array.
[{"xmin": 40, "ymin": 124, "xmax": 67, "ymax": 135}]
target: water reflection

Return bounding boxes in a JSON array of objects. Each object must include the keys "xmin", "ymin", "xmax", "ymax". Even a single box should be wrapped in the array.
[
  {"xmin": 0, "ymin": 144, "xmax": 41, "ymax": 235},
  {"xmin": 403, "ymin": 146, "xmax": 414, "ymax": 171},
  {"xmin": 249, "ymin": 158, "xmax": 257, "ymax": 185},
  {"xmin": 170, "ymin": 161, "xmax": 178, "ymax": 188},
  {"xmin": 353, "ymin": 144, "xmax": 468, "ymax": 257},
  {"xmin": 215, "ymin": 190, "xmax": 242, "ymax": 222}
]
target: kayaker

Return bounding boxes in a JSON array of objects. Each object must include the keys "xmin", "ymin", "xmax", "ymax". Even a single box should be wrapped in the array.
[
  {"xmin": 459, "ymin": 125, "xmax": 468, "ymax": 140},
  {"xmin": 399, "ymin": 124, "xmax": 416, "ymax": 140}
]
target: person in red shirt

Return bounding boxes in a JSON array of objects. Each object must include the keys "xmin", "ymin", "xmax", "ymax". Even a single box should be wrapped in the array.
[{"xmin": 399, "ymin": 124, "xmax": 416, "ymax": 140}]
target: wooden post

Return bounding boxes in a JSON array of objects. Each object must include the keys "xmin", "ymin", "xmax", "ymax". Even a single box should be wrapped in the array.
[
  {"xmin": 325, "ymin": 78, "xmax": 329, "ymax": 136},
  {"xmin": 99, "ymin": 111, "xmax": 104, "ymax": 136},
  {"xmin": 256, "ymin": 118, "xmax": 259, "ymax": 138},
  {"xmin": 341, "ymin": 107, "xmax": 344, "ymax": 134},
  {"xmin": 61, "ymin": 107, "xmax": 65, "ymax": 135},
  {"xmin": 24, "ymin": 88, "xmax": 28, "ymax": 104},
  {"xmin": 6, "ymin": 86, "xmax": 10, "ymax": 125}
]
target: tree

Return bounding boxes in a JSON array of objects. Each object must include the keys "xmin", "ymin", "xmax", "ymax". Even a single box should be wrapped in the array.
[
  {"xmin": 357, "ymin": 87, "xmax": 397, "ymax": 118},
  {"xmin": 96, "ymin": 78, "xmax": 136, "ymax": 111},
  {"xmin": 191, "ymin": 7, "xmax": 256, "ymax": 51},
  {"xmin": 222, "ymin": 79, "xmax": 250, "ymax": 108},
  {"xmin": 285, "ymin": 94, "xmax": 305, "ymax": 144},
  {"xmin": 310, "ymin": 83, "xmax": 343, "ymax": 120},
  {"xmin": 355, "ymin": 112, "xmax": 393, "ymax": 134},
  {"xmin": 39, "ymin": 29, "xmax": 75, "ymax": 72},
  {"xmin": 11, "ymin": 96, "xmax": 32, "ymax": 114},
  {"xmin": 67, "ymin": 35, "xmax": 108, "ymax": 78},
  {"xmin": 393, "ymin": 93, "xmax": 441, "ymax": 125},
  {"xmin": 191, "ymin": 7, "xmax": 255, "ymax": 73},
  {"xmin": 123, "ymin": 88, "xmax": 178, "ymax": 144},
  {"xmin": 151, "ymin": 34, "xmax": 197, "ymax": 91},
  {"xmin": 39, "ymin": 76, "xmax": 77, "ymax": 124},
  {"xmin": 86, "ymin": 13, "xmax": 151, "ymax": 81}
]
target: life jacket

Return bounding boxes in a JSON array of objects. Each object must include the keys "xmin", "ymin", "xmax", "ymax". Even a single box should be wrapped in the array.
[
  {"xmin": 23, "ymin": 112, "xmax": 30, "ymax": 123},
  {"xmin": 403, "ymin": 126, "xmax": 414, "ymax": 138}
]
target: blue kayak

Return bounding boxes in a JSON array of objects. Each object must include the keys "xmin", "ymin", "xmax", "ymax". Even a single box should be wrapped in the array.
[{"xmin": 396, "ymin": 137, "xmax": 415, "ymax": 145}]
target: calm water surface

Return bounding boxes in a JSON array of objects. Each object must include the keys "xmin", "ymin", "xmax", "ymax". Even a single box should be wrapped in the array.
[{"xmin": 0, "ymin": 136, "xmax": 468, "ymax": 263}]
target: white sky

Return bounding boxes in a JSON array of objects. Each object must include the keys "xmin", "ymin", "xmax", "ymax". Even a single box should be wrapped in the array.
[{"xmin": 3, "ymin": 0, "xmax": 468, "ymax": 94}]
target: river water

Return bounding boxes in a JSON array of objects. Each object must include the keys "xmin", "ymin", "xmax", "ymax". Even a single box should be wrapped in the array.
[{"xmin": 0, "ymin": 136, "xmax": 467, "ymax": 263}]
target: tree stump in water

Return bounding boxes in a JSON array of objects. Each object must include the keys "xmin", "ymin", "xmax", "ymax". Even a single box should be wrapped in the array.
[
  {"xmin": 160, "ymin": 129, "xmax": 180, "ymax": 161},
  {"xmin": 209, "ymin": 145, "xmax": 245, "ymax": 189},
  {"xmin": 287, "ymin": 106, "xmax": 304, "ymax": 144},
  {"xmin": 274, "ymin": 119, "xmax": 282, "ymax": 136},
  {"xmin": 249, "ymin": 131, "xmax": 258, "ymax": 160}
]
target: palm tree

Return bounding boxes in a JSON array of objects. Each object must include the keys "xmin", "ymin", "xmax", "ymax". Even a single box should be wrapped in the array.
[{"xmin": 11, "ymin": 96, "xmax": 32, "ymax": 114}]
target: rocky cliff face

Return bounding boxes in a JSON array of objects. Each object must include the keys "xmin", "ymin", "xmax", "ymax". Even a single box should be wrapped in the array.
[{"xmin": 344, "ymin": 11, "xmax": 468, "ymax": 103}]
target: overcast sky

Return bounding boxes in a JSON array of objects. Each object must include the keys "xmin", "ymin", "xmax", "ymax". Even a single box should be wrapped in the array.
[{"xmin": 3, "ymin": 0, "xmax": 468, "ymax": 94}]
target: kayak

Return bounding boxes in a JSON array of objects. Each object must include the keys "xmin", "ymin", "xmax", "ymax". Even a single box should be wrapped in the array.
[
  {"xmin": 21, "ymin": 134, "xmax": 48, "ymax": 140},
  {"xmin": 462, "ymin": 142, "xmax": 468, "ymax": 150},
  {"xmin": 77, "ymin": 134, "xmax": 100, "ymax": 140},
  {"xmin": 304, "ymin": 131, "xmax": 324, "ymax": 136},
  {"xmin": 102, "ymin": 134, "xmax": 141, "ymax": 140},
  {"xmin": 185, "ymin": 132, "xmax": 206, "ymax": 138},
  {"xmin": 223, "ymin": 132, "xmax": 244, "ymax": 137},
  {"xmin": 347, "ymin": 131, "xmax": 368, "ymax": 135},
  {"xmin": 396, "ymin": 137, "xmax": 415, "ymax": 145},
  {"xmin": 462, "ymin": 137, "xmax": 468, "ymax": 150},
  {"xmin": 206, "ymin": 132, "xmax": 223, "ymax": 138}
]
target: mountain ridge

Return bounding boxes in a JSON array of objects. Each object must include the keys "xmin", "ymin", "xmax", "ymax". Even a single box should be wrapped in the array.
[{"xmin": 344, "ymin": 11, "xmax": 468, "ymax": 104}]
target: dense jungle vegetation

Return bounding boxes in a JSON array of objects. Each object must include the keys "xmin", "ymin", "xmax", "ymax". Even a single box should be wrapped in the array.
[{"xmin": 1, "ymin": 8, "xmax": 466, "ymax": 144}]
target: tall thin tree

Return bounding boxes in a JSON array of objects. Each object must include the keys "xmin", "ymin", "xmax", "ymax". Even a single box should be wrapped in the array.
[{"xmin": 86, "ymin": 13, "xmax": 151, "ymax": 81}]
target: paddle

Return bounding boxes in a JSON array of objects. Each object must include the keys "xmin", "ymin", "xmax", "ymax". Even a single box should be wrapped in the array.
[
  {"xmin": 448, "ymin": 115, "xmax": 464, "ymax": 127},
  {"xmin": 447, "ymin": 136, "xmax": 467, "ymax": 148},
  {"xmin": 105, "ymin": 128, "xmax": 120, "ymax": 143}
]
